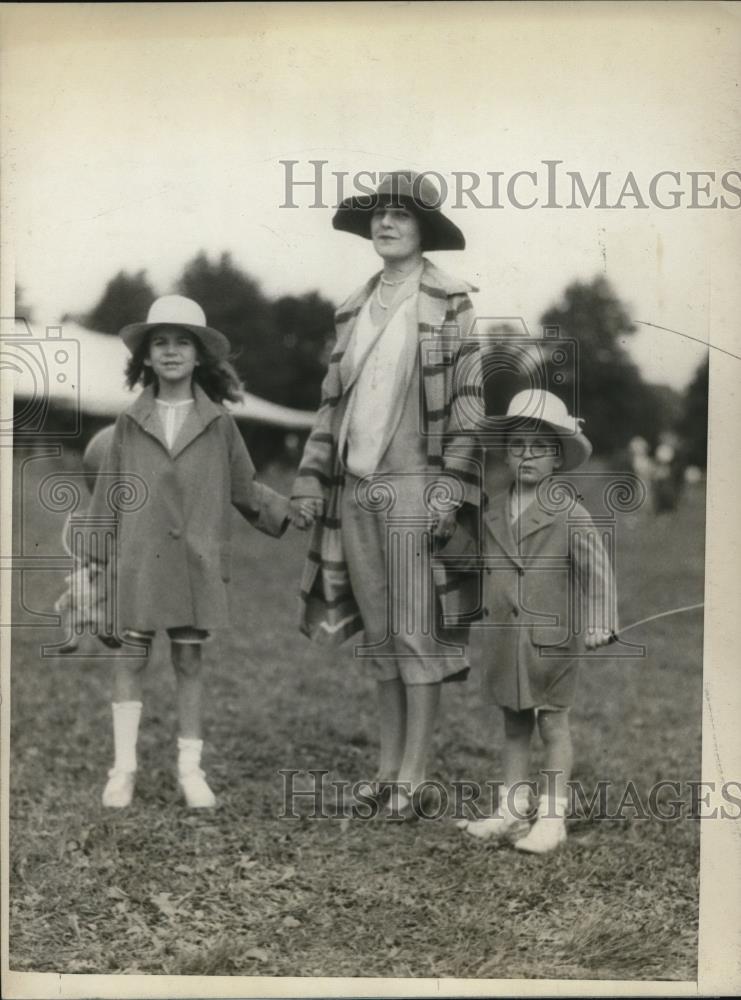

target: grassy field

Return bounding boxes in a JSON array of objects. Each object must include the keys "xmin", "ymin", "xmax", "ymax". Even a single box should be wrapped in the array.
[{"xmin": 8, "ymin": 450, "xmax": 704, "ymax": 981}]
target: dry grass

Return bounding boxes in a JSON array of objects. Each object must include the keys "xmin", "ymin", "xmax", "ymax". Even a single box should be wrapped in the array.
[{"xmin": 8, "ymin": 452, "xmax": 703, "ymax": 980}]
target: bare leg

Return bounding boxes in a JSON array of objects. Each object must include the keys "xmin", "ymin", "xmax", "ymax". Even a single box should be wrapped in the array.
[
  {"xmin": 514, "ymin": 709, "xmax": 572, "ymax": 853},
  {"xmin": 459, "ymin": 708, "xmax": 535, "ymax": 839},
  {"xmin": 537, "ymin": 709, "xmax": 573, "ymax": 802},
  {"xmin": 396, "ymin": 681, "xmax": 441, "ymax": 791},
  {"xmin": 377, "ymin": 678, "xmax": 406, "ymax": 779},
  {"xmin": 172, "ymin": 643, "xmax": 203, "ymax": 739},
  {"xmin": 113, "ymin": 644, "xmax": 149, "ymax": 703},
  {"xmin": 503, "ymin": 707, "xmax": 536, "ymax": 789}
]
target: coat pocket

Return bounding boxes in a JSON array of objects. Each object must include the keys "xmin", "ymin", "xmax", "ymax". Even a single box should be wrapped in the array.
[{"xmin": 521, "ymin": 569, "xmax": 572, "ymax": 646}]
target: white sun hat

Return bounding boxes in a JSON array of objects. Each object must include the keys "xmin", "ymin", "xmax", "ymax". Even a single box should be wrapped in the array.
[
  {"xmin": 502, "ymin": 389, "xmax": 592, "ymax": 471},
  {"xmin": 119, "ymin": 295, "xmax": 230, "ymax": 360}
]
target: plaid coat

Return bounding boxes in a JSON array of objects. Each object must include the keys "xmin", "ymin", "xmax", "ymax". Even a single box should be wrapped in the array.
[{"xmin": 292, "ymin": 258, "xmax": 483, "ymax": 645}]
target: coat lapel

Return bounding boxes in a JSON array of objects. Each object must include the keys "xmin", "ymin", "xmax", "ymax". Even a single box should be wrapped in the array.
[
  {"xmin": 514, "ymin": 497, "xmax": 558, "ymax": 544},
  {"xmin": 483, "ymin": 490, "xmax": 523, "ymax": 568},
  {"xmin": 417, "ymin": 266, "xmax": 450, "ymax": 424},
  {"xmin": 485, "ymin": 486, "xmax": 561, "ymax": 558},
  {"xmin": 125, "ymin": 383, "xmax": 223, "ymax": 458},
  {"xmin": 337, "ymin": 276, "xmax": 379, "ymax": 392},
  {"xmin": 170, "ymin": 384, "xmax": 223, "ymax": 458},
  {"xmin": 125, "ymin": 385, "xmax": 170, "ymax": 453},
  {"xmin": 417, "ymin": 259, "xmax": 477, "ymax": 436}
]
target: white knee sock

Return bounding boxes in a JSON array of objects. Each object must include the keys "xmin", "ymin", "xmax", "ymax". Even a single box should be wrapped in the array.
[
  {"xmin": 177, "ymin": 737, "xmax": 204, "ymax": 776},
  {"xmin": 111, "ymin": 701, "xmax": 142, "ymax": 773}
]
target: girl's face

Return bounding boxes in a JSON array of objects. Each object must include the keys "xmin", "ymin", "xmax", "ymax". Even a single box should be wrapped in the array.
[
  {"xmin": 144, "ymin": 326, "xmax": 199, "ymax": 385},
  {"xmin": 506, "ymin": 432, "xmax": 563, "ymax": 485},
  {"xmin": 371, "ymin": 204, "xmax": 422, "ymax": 263}
]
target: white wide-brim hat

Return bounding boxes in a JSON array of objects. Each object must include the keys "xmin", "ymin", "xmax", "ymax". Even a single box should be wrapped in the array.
[
  {"xmin": 502, "ymin": 389, "xmax": 592, "ymax": 471},
  {"xmin": 119, "ymin": 295, "xmax": 231, "ymax": 360}
]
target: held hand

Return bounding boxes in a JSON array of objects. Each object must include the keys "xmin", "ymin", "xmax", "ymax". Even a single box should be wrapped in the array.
[
  {"xmin": 433, "ymin": 510, "xmax": 458, "ymax": 543},
  {"xmin": 290, "ymin": 497, "xmax": 325, "ymax": 531},
  {"xmin": 585, "ymin": 628, "xmax": 614, "ymax": 650}
]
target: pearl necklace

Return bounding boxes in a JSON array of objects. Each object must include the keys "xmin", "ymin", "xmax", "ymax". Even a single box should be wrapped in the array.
[
  {"xmin": 376, "ymin": 272, "xmax": 412, "ymax": 310},
  {"xmin": 375, "ymin": 282, "xmax": 392, "ymax": 310}
]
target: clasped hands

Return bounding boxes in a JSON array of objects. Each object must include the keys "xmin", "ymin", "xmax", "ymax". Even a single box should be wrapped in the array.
[
  {"xmin": 290, "ymin": 497, "xmax": 325, "ymax": 531},
  {"xmin": 290, "ymin": 496, "xmax": 459, "ymax": 540}
]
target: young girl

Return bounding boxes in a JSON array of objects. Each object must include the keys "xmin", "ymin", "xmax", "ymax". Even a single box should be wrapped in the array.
[
  {"xmin": 87, "ymin": 295, "xmax": 290, "ymax": 809},
  {"xmin": 459, "ymin": 389, "xmax": 617, "ymax": 853}
]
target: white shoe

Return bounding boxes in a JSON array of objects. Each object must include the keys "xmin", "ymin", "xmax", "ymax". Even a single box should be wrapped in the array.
[
  {"xmin": 515, "ymin": 816, "xmax": 567, "ymax": 854},
  {"xmin": 458, "ymin": 785, "xmax": 532, "ymax": 841},
  {"xmin": 102, "ymin": 769, "xmax": 135, "ymax": 808},
  {"xmin": 178, "ymin": 768, "xmax": 216, "ymax": 808},
  {"xmin": 459, "ymin": 813, "xmax": 530, "ymax": 841}
]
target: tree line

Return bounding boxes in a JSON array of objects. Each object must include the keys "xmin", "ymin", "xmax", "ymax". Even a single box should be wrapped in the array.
[{"xmin": 54, "ymin": 260, "xmax": 708, "ymax": 467}]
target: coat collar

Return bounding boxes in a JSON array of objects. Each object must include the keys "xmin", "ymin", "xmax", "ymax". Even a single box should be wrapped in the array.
[
  {"xmin": 334, "ymin": 257, "xmax": 477, "ymax": 321},
  {"xmin": 484, "ymin": 489, "xmax": 522, "ymax": 567},
  {"xmin": 484, "ymin": 485, "xmax": 560, "ymax": 564},
  {"xmin": 125, "ymin": 383, "xmax": 224, "ymax": 457}
]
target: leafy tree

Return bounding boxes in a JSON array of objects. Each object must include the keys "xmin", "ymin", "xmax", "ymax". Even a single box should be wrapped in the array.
[
  {"xmin": 538, "ymin": 276, "xmax": 670, "ymax": 454},
  {"xmin": 84, "ymin": 270, "xmax": 156, "ymax": 334},
  {"xmin": 270, "ymin": 291, "xmax": 335, "ymax": 408},
  {"xmin": 175, "ymin": 252, "xmax": 334, "ymax": 407},
  {"xmin": 676, "ymin": 356, "xmax": 709, "ymax": 468}
]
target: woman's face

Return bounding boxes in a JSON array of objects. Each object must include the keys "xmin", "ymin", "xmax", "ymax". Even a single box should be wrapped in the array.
[
  {"xmin": 144, "ymin": 326, "xmax": 199, "ymax": 385},
  {"xmin": 370, "ymin": 204, "xmax": 422, "ymax": 262}
]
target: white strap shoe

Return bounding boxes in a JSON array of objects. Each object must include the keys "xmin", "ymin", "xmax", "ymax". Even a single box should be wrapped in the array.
[
  {"xmin": 515, "ymin": 796, "xmax": 568, "ymax": 854},
  {"xmin": 178, "ymin": 767, "xmax": 216, "ymax": 809},
  {"xmin": 458, "ymin": 785, "xmax": 532, "ymax": 841},
  {"xmin": 459, "ymin": 813, "xmax": 530, "ymax": 841},
  {"xmin": 102, "ymin": 769, "xmax": 136, "ymax": 808}
]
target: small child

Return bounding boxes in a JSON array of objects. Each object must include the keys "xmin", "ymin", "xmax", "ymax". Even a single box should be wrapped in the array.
[
  {"xmin": 86, "ymin": 295, "xmax": 291, "ymax": 809},
  {"xmin": 459, "ymin": 390, "xmax": 617, "ymax": 853}
]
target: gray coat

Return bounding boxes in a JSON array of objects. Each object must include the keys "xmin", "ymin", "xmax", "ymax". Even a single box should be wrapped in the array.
[
  {"xmin": 479, "ymin": 488, "xmax": 618, "ymax": 709},
  {"xmin": 87, "ymin": 384, "xmax": 289, "ymax": 633}
]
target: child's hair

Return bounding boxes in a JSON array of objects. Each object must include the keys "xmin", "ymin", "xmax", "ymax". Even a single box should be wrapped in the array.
[{"xmin": 125, "ymin": 329, "xmax": 244, "ymax": 404}]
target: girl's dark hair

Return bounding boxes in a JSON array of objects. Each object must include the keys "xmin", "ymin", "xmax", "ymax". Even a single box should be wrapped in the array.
[{"xmin": 125, "ymin": 329, "xmax": 243, "ymax": 404}]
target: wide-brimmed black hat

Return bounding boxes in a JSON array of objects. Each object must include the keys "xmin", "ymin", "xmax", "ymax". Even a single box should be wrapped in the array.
[{"xmin": 332, "ymin": 171, "xmax": 465, "ymax": 251}]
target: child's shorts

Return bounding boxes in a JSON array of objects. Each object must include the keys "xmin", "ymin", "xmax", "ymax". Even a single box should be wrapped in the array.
[{"xmin": 123, "ymin": 627, "xmax": 211, "ymax": 646}]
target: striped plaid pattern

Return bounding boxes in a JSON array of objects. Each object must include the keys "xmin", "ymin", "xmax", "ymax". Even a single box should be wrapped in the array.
[{"xmin": 293, "ymin": 259, "xmax": 483, "ymax": 644}]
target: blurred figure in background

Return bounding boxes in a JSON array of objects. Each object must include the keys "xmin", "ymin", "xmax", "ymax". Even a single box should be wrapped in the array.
[
  {"xmin": 651, "ymin": 432, "xmax": 685, "ymax": 514},
  {"xmin": 628, "ymin": 436, "xmax": 655, "ymax": 486}
]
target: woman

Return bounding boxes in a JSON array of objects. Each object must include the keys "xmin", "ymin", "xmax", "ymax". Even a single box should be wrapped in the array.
[{"xmin": 291, "ymin": 172, "xmax": 483, "ymax": 819}]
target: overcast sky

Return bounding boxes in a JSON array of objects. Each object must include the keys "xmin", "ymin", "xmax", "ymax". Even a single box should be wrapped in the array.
[{"xmin": 3, "ymin": 2, "xmax": 739, "ymax": 391}]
